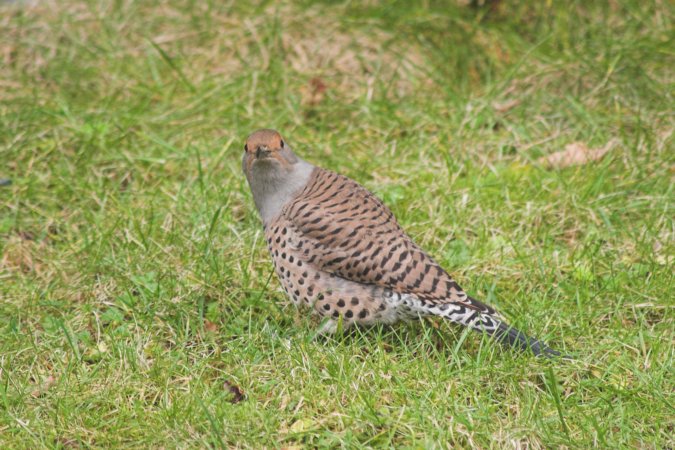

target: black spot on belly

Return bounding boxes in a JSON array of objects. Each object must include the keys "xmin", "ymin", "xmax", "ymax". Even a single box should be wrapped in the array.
[
  {"xmin": 337, "ymin": 299, "xmax": 345, "ymax": 307},
  {"xmin": 359, "ymin": 309, "xmax": 369, "ymax": 319}
]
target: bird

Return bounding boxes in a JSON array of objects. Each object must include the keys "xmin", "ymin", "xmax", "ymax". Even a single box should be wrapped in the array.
[{"xmin": 242, "ymin": 129, "xmax": 564, "ymax": 357}]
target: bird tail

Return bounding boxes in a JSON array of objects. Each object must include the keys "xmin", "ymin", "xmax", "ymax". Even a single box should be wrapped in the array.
[
  {"xmin": 433, "ymin": 297, "xmax": 565, "ymax": 358},
  {"xmin": 486, "ymin": 320, "xmax": 564, "ymax": 358}
]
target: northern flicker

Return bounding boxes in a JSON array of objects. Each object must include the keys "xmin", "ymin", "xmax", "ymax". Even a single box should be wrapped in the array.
[{"xmin": 242, "ymin": 129, "xmax": 564, "ymax": 357}]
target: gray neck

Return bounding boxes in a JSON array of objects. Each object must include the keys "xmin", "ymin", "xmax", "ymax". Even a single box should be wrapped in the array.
[{"xmin": 247, "ymin": 158, "xmax": 315, "ymax": 225}]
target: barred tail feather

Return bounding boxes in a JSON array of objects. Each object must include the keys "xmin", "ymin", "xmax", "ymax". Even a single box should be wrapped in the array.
[{"xmin": 431, "ymin": 301, "xmax": 565, "ymax": 358}]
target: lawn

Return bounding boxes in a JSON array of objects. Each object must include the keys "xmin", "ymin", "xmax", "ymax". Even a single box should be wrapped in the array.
[{"xmin": 1, "ymin": 0, "xmax": 673, "ymax": 448}]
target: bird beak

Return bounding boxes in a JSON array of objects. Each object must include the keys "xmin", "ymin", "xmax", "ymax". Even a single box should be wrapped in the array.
[{"xmin": 255, "ymin": 146, "xmax": 272, "ymax": 159}]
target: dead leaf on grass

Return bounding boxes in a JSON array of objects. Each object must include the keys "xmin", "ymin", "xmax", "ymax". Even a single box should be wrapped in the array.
[
  {"xmin": 204, "ymin": 319, "xmax": 218, "ymax": 333},
  {"xmin": 538, "ymin": 140, "xmax": 616, "ymax": 169},
  {"xmin": 224, "ymin": 380, "xmax": 245, "ymax": 403},
  {"xmin": 301, "ymin": 77, "xmax": 328, "ymax": 107},
  {"xmin": 492, "ymin": 98, "xmax": 521, "ymax": 113},
  {"xmin": 16, "ymin": 230, "xmax": 36, "ymax": 241}
]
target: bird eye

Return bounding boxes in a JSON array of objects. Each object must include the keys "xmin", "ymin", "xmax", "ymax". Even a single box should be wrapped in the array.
[
  {"xmin": 280, "ymin": 140, "xmax": 285, "ymax": 149},
  {"xmin": 244, "ymin": 144, "xmax": 248, "ymax": 152}
]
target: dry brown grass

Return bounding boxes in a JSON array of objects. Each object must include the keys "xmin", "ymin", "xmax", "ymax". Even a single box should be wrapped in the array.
[{"xmin": 0, "ymin": 1, "xmax": 430, "ymax": 104}]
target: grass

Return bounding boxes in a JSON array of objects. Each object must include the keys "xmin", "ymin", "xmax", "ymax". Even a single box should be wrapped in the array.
[{"xmin": 0, "ymin": 0, "xmax": 673, "ymax": 447}]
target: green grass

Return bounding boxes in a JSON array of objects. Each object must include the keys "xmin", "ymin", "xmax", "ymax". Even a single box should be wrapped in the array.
[{"xmin": 1, "ymin": 0, "xmax": 673, "ymax": 447}]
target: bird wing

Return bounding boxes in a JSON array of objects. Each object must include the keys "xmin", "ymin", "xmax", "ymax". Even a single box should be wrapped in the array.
[{"xmin": 283, "ymin": 168, "xmax": 495, "ymax": 313}]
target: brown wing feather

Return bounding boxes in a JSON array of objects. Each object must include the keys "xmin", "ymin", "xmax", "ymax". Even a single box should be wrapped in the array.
[{"xmin": 282, "ymin": 168, "xmax": 496, "ymax": 314}]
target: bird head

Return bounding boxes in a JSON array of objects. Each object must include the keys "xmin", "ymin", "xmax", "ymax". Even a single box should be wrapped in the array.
[
  {"xmin": 242, "ymin": 129, "xmax": 314, "ymax": 223},
  {"xmin": 242, "ymin": 129, "xmax": 298, "ymax": 178}
]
